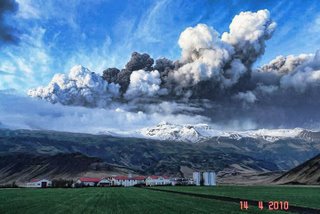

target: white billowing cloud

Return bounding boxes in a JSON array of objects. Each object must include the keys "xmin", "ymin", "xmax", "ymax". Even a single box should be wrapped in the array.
[
  {"xmin": 178, "ymin": 24, "xmax": 229, "ymax": 62},
  {"xmin": 171, "ymin": 24, "xmax": 234, "ymax": 88},
  {"xmin": 222, "ymin": 9, "xmax": 276, "ymax": 65},
  {"xmin": 22, "ymin": 10, "xmax": 276, "ymax": 104},
  {"xmin": 170, "ymin": 9, "xmax": 275, "ymax": 91},
  {"xmin": 281, "ymin": 69, "xmax": 320, "ymax": 92},
  {"xmin": 125, "ymin": 69, "xmax": 163, "ymax": 99},
  {"xmin": 256, "ymin": 50, "xmax": 320, "ymax": 92},
  {"xmin": 234, "ymin": 91, "xmax": 257, "ymax": 103},
  {"xmin": 261, "ymin": 54, "xmax": 312, "ymax": 75},
  {"xmin": 28, "ymin": 65, "xmax": 120, "ymax": 107},
  {"xmin": 249, "ymin": 50, "xmax": 320, "ymax": 95},
  {"xmin": 0, "ymin": 92, "xmax": 209, "ymax": 134}
]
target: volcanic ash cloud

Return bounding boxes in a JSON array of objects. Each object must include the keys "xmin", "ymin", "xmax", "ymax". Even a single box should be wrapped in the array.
[
  {"xmin": 28, "ymin": 65, "xmax": 120, "ymax": 107},
  {"xmin": 27, "ymin": 9, "xmax": 320, "ymax": 128}
]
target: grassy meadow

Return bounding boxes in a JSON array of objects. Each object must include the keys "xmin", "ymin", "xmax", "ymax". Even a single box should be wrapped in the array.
[
  {"xmin": 153, "ymin": 185, "xmax": 320, "ymax": 210},
  {"xmin": 1, "ymin": 186, "xmax": 318, "ymax": 214}
]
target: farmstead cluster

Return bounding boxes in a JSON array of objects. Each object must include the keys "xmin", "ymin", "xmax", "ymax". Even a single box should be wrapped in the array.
[{"xmin": 25, "ymin": 171, "xmax": 216, "ymax": 188}]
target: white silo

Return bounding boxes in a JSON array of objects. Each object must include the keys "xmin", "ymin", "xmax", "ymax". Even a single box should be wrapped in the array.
[
  {"xmin": 203, "ymin": 171, "xmax": 216, "ymax": 186},
  {"xmin": 209, "ymin": 171, "xmax": 216, "ymax": 186},
  {"xmin": 203, "ymin": 172, "xmax": 209, "ymax": 186},
  {"xmin": 193, "ymin": 172, "xmax": 201, "ymax": 186}
]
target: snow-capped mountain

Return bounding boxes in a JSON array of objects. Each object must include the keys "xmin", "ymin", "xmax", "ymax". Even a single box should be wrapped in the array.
[
  {"xmin": 139, "ymin": 122, "xmax": 304, "ymax": 143},
  {"xmin": 140, "ymin": 122, "xmax": 228, "ymax": 143},
  {"xmin": 234, "ymin": 128, "xmax": 304, "ymax": 142},
  {"xmin": 102, "ymin": 122, "xmax": 307, "ymax": 143}
]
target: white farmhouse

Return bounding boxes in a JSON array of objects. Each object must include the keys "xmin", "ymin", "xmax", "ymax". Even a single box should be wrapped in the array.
[{"xmin": 26, "ymin": 179, "xmax": 52, "ymax": 188}]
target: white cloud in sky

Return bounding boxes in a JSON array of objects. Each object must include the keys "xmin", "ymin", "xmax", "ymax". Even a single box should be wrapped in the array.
[
  {"xmin": 0, "ymin": 92, "xmax": 209, "ymax": 133},
  {"xmin": 15, "ymin": 0, "xmax": 40, "ymax": 19},
  {"xmin": 15, "ymin": 0, "xmax": 81, "ymax": 27},
  {"xmin": 0, "ymin": 27, "xmax": 51, "ymax": 91}
]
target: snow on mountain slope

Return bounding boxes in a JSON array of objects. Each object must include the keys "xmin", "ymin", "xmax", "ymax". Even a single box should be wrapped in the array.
[
  {"xmin": 138, "ymin": 122, "xmax": 304, "ymax": 143},
  {"xmin": 140, "ymin": 122, "xmax": 228, "ymax": 143},
  {"xmin": 100, "ymin": 122, "xmax": 306, "ymax": 143},
  {"xmin": 236, "ymin": 128, "xmax": 304, "ymax": 142}
]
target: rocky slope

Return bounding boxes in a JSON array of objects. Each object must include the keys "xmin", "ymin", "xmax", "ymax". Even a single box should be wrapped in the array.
[
  {"xmin": 274, "ymin": 154, "xmax": 320, "ymax": 185},
  {"xmin": 0, "ymin": 153, "xmax": 123, "ymax": 184}
]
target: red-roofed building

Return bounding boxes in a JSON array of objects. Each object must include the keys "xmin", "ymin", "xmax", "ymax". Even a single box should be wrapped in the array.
[
  {"xmin": 133, "ymin": 176, "xmax": 147, "ymax": 181},
  {"xmin": 148, "ymin": 175, "xmax": 159, "ymax": 179},
  {"xmin": 133, "ymin": 176, "xmax": 147, "ymax": 185},
  {"xmin": 114, "ymin": 176, "xmax": 128, "ymax": 180}
]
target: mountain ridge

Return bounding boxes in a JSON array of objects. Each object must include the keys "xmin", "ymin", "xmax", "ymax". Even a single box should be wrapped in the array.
[
  {"xmin": 102, "ymin": 122, "xmax": 312, "ymax": 143},
  {"xmin": 1, "ymin": 128, "xmax": 319, "ymax": 185}
]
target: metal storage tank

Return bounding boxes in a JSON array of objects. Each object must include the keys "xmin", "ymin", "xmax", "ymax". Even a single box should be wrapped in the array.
[
  {"xmin": 209, "ymin": 171, "xmax": 216, "ymax": 186},
  {"xmin": 203, "ymin": 171, "xmax": 216, "ymax": 186},
  {"xmin": 193, "ymin": 172, "xmax": 201, "ymax": 186}
]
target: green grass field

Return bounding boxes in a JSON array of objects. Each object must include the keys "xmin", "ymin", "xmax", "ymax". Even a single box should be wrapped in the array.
[
  {"xmin": 152, "ymin": 185, "xmax": 320, "ymax": 210},
  {"xmin": 0, "ymin": 187, "xmax": 295, "ymax": 214}
]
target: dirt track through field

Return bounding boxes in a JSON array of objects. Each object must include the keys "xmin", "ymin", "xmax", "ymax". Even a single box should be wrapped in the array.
[{"xmin": 145, "ymin": 187, "xmax": 320, "ymax": 214}]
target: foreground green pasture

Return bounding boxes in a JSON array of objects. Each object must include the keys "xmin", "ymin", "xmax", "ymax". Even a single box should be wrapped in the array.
[
  {"xmin": 153, "ymin": 185, "xmax": 320, "ymax": 210},
  {"xmin": 0, "ymin": 187, "xmax": 290, "ymax": 214}
]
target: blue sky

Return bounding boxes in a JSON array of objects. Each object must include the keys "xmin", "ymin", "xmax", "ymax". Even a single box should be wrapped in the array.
[{"xmin": 1, "ymin": 0, "xmax": 320, "ymax": 92}]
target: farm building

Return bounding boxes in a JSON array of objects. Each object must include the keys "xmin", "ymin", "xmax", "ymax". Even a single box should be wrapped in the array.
[
  {"xmin": 133, "ymin": 176, "xmax": 147, "ymax": 185},
  {"xmin": 145, "ymin": 176, "xmax": 171, "ymax": 186},
  {"xmin": 98, "ymin": 178, "xmax": 111, "ymax": 187},
  {"xmin": 111, "ymin": 176, "xmax": 131, "ymax": 186},
  {"xmin": 73, "ymin": 175, "xmax": 172, "ymax": 187},
  {"xmin": 171, "ymin": 178, "xmax": 193, "ymax": 186},
  {"xmin": 26, "ymin": 179, "xmax": 52, "ymax": 188},
  {"xmin": 111, "ymin": 176, "xmax": 147, "ymax": 187},
  {"xmin": 76, "ymin": 177, "xmax": 101, "ymax": 187}
]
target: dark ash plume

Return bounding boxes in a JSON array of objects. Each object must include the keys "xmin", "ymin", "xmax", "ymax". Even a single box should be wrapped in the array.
[
  {"xmin": 125, "ymin": 52, "xmax": 154, "ymax": 71},
  {"xmin": 0, "ymin": 0, "xmax": 19, "ymax": 45}
]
